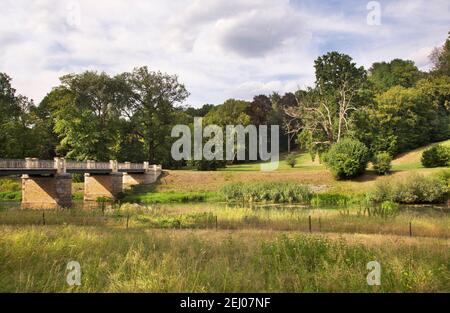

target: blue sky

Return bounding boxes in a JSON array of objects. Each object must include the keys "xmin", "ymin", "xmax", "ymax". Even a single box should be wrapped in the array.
[{"xmin": 0, "ymin": 0, "xmax": 448, "ymax": 107}]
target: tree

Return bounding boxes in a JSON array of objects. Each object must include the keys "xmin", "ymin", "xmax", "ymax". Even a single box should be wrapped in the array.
[
  {"xmin": 122, "ymin": 67, "xmax": 189, "ymax": 164},
  {"xmin": 204, "ymin": 99, "xmax": 250, "ymax": 126},
  {"xmin": 246, "ymin": 95, "xmax": 273, "ymax": 125},
  {"xmin": 430, "ymin": 31, "xmax": 450, "ymax": 77},
  {"xmin": 52, "ymin": 71, "xmax": 125, "ymax": 161},
  {"xmin": 279, "ymin": 92, "xmax": 301, "ymax": 153},
  {"xmin": 286, "ymin": 52, "xmax": 367, "ymax": 157},
  {"xmin": 204, "ymin": 99, "xmax": 250, "ymax": 164},
  {"xmin": 368, "ymin": 59, "xmax": 423, "ymax": 92},
  {"xmin": 27, "ymin": 93, "xmax": 59, "ymax": 159},
  {"xmin": 355, "ymin": 76, "xmax": 450, "ymax": 155},
  {"xmin": 0, "ymin": 73, "xmax": 35, "ymax": 158},
  {"xmin": 184, "ymin": 104, "xmax": 215, "ymax": 118}
]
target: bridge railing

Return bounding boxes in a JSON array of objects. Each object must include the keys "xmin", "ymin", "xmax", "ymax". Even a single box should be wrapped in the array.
[
  {"xmin": 0, "ymin": 158, "xmax": 161, "ymax": 172},
  {"xmin": 0, "ymin": 159, "xmax": 27, "ymax": 169},
  {"xmin": 65, "ymin": 161, "xmax": 87, "ymax": 169},
  {"xmin": 118, "ymin": 162, "xmax": 144, "ymax": 170},
  {"xmin": 34, "ymin": 160, "xmax": 54, "ymax": 169}
]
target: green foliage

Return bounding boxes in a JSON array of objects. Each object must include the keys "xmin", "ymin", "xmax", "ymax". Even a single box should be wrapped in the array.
[
  {"xmin": 436, "ymin": 169, "xmax": 450, "ymax": 186},
  {"xmin": 72, "ymin": 193, "xmax": 84, "ymax": 201},
  {"xmin": 368, "ymin": 173, "xmax": 448, "ymax": 204},
  {"xmin": 137, "ymin": 212, "xmax": 217, "ymax": 229},
  {"xmin": 368, "ymin": 201, "xmax": 399, "ymax": 218},
  {"xmin": 310, "ymin": 193, "xmax": 351, "ymax": 206},
  {"xmin": 0, "ymin": 179, "xmax": 20, "ymax": 192},
  {"xmin": 0, "ymin": 179, "xmax": 21, "ymax": 201},
  {"xmin": 0, "ymin": 191, "xmax": 21, "ymax": 201},
  {"xmin": 183, "ymin": 104, "xmax": 215, "ymax": 118},
  {"xmin": 421, "ymin": 145, "xmax": 450, "ymax": 167},
  {"xmin": 368, "ymin": 59, "xmax": 423, "ymax": 92},
  {"xmin": 323, "ymin": 138, "xmax": 369, "ymax": 179},
  {"xmin": 221, "ymin": 182, "xmax": 312, "ymax": 203},
  {"xmin": 430, "ymin": 32, "xmax": 450, "ymax": 76},
  {"xmin": 189, "ymin": 159, "xmax": 226, "ymax": 171},
  {"xmin": 123, "ymin": 191, "xmax": 217, "ymax": 204},
  {"xmin": 372, "ymin": 151, "xmax": 392, "ymax": 175},
  {"xmin": 355, "ymin": 76, "xmax": 450, "ymax": 156},
  {"xmin": 0, "ymin": 73, "xmax": 38, "ymax": 158},
  {"xmin": 52, "ymin": 72, "xmax": 126, "ymax": 161},
  {"xmin": 285, "ymin": 153, "xmax": 297, "ymax": 168},
  {"xmin": 123, "ymin": 67, "xmax": 189, "ymax": 165},
  {"xmin": 204, "ymin": 99, "xmax": 250, "ymax": 126},
  {"xmin": 299, "ymin": 52, "xmax": 368, "ymax": 155}
]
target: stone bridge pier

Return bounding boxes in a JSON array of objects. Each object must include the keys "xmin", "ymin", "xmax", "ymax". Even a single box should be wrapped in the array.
[
  {"xmin": 21, "ymin": 157, "xmax": 72, "ymax": 209},
  {"xmin": 122, "ymin": 163, "xmax": 162, "ymax": 188},
  {"xmin": 84, "ymin": 160, "xmax": 123, "ymax": 201}
]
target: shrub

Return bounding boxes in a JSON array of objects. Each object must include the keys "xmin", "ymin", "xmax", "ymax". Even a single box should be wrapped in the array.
[
  {"xmin": 0, "ymin": 179, "xmax": 20, "ymax": 192},
  {"xmin": 368, "ymin": 173, "xmax": 448, "ymax": 204},
  {"xmin": 372, "ymin": 151, "xmax": 392, "ymax": 175},
  {"xmin": 285, "ymin": 153, "xmax": 297, "ymax": 168},
  {"xmin": 189, "ymin": 159, "xmax": 226, "ymax": 171},
  {"xmin": 369, "ymin": 201, "xmax": 399, "ymax": 218},
  {"xmin": 421, "ymin": 145, "xmax": 450, "ymax": 167},
  {"xmin": 221, "ymin": 182, "xmax": 312, "ymax": 203},
  {"xmin": 323, "ymin": 138, "xmax": 369, "ymax": 179},
  {"xmin": 310, "ymin": 193, "xmax": 350, "ymax": 206},
  {"xmin": 0, "ymin": 191, "xmax": 21, "ymax": 201}
]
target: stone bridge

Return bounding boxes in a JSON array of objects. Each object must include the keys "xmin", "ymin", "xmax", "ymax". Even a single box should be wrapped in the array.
[{"xmin": 0, "ymin": 158, "xmax": 162, "ymax": 209}]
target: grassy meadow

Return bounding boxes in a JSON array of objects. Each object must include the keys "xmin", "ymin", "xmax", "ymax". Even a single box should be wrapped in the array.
[{"xmin": 0, "ymin": 225, "xmax": 448, "ymax": 292}]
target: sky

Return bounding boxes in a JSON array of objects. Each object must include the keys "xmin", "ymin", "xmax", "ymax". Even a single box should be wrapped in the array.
[{"xmin": 0, "ymin": 0, "xmax": 449, "ymax": 107}]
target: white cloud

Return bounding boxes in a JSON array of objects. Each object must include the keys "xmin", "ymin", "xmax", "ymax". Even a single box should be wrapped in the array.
[{"xmin": 0, "ymin": 0, "xmax": 449, "ymax": 106}]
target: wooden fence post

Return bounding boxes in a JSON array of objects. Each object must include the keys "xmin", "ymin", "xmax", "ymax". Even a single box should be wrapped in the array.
[{"xmin": 308, "ymin": 215, "xmax": 312, "ymax": 233}]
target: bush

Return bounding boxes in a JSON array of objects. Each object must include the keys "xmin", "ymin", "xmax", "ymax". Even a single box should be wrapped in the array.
[
  {"xmin": 0, "ymin": 179, "xmax": 20, "ymax": 192},
  {"xmin": 421, "ymin": 145, "xmax": 450, "ymax": 167},
  {"xmin": 368, "ymin": 173, "xmax": 448, "ymax": 204},
  {"xmin": 285, "ymin": 153, "xmax": 297, "ymax": 168},
  {"xmin": 323, "ymin": 138, "xmax": 369, "ymax": 179},
  {"xmin": 372, "ymin": 151, "xmax": 392, "ymax": 175},
  {"xmin": 189, "ymin": 159, "xmax": 226, "ymax": 171},
  {"xmin": 0, "ymin": 191, "xmax": 21, "ymax": 201},
  {"xmin": 221, "ymin": 182, "xmax": 312, "ymax": 203}
]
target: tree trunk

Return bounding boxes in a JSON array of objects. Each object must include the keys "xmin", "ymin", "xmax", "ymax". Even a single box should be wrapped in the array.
[{"xmin": 287, "ymin": 136, "xmax": 291, "ymax": 153}]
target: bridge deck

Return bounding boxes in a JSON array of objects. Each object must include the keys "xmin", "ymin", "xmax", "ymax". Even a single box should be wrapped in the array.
[{"xmin": 0, "ymin": 158, "xmax": 158, "ymax": 177}]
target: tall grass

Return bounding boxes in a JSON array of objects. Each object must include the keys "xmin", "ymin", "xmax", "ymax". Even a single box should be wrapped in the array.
[
  {"xmin": 123, "ymin": 191, "xmax": 219, "ymax": 204},
  {"xmin": 0, "ymin": 226, "xmax": 447, "ymax": 292},
  {"xmin": 1, "ymin": 204, "xmax": 447, "ymax": 238},
  {"xmin": 368, "ymin": 173, "xmax": 449, "ymax": 204},
  {"xmin": 220, "ymin": 182, "xmax": 312, "ymax": 203}
]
